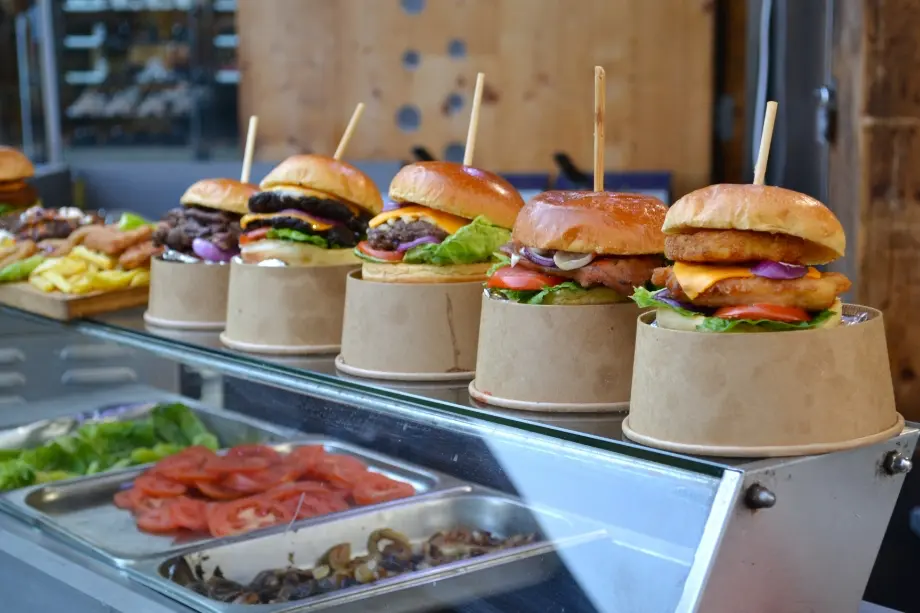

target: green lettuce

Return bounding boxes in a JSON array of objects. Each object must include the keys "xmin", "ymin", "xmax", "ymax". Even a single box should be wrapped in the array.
[
  {"xmin": 630, "ymin": 286, "xmax": 835, "ymax": 332},
  {"xmin": 489, "ymin": 281, "xmax": 623, "ymax": 305},
  {"xmin": 267, "ymin": 228, "xmax": 329, "ymax": 248},
  {"xmin": 402, "ymin": 216, "xmax": 510, "ymax": 265},
  {"xmin": 354, "ymin": 247, "xmax": 393, "ymax": 264},
  {"xmin": 0, "ymin": 254, "xmax": 44, "ymax": 283}
]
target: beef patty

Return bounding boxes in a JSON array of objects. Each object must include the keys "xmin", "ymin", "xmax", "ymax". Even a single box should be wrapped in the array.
[
  {"xmin": 367, "ymin": 219, "xmax": 448, "ymax": 251},
  {"xmin": 242, "ymin": 216, "xmax": 359, "ymax": 248},
  {"xmin": 152, "ymin": 206, "xmax": 241, "ymax": 254},
  {"xmin": 248, "ymin": 191, "xmax": 372, "ymax": 237}
]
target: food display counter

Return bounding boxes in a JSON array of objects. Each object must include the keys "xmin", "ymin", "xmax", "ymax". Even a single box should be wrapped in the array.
[{"xmin": 0, "ymin": 305, "xmax": 913, "ymax": 613}]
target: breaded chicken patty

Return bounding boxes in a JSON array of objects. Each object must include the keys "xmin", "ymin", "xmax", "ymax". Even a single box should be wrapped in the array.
[{"xmin": 664, "ymin": 230, "xmax": 815, "ymax": 265}]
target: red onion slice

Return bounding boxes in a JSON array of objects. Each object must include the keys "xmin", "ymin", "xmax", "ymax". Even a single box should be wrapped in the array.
[
  {"xmin": 396, "ymin": 236, "xmax": 442, "ymax": 252},
  {"xmin": 383, "ymin": 200, "xmax": 401, "ymax": 212},
  {"xmin": 522, "ymin": 247, "xmax": 557, "ymax": 268},
  {"xmin": 750, "ymin": 260, "xmax": 808, "ymax": 280},
  {"xmin": 654, "ymin": 288, "xmax": 699, "ymax": 311},
  {"xmin": 192, "ymin": 238, "xmax": 236, "ymax": 262}
]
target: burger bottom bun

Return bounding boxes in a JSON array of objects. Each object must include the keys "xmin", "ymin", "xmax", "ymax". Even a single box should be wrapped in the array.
[
  {"xmin": 240, "ymin": 240, "xmax": 360, "ymax": 266},
  {"xmin": 654, "ymin": 299, "xmax": 843, "ymax": 333},
  {"xmin": 361, "ymin": 261, "xmax": 491, "ymax": 283}
]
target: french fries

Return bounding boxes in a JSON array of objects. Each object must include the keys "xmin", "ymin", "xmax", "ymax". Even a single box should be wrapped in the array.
[{"xmin": 28, "ymin": 247, "xmax": 150, "ymax": 295}]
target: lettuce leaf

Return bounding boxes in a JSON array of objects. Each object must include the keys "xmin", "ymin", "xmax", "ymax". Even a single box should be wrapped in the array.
[
  {"xmin": 267, "ymin": 228, "xmax": 328, "ymax": 248},
  {"xmin": 402, "ymin": 216, "xmax": 510, "ymax": 265},
  {"xmin": 630, "ymin": 286, "xmax": 835, "ymax": 332},
  {"xmin": 489, "ymin": 281, "xmax": 623, "ymax": 305},
  {"xmin": 353, "ymin": 247, "xmax": 393, "ymax": 264}
]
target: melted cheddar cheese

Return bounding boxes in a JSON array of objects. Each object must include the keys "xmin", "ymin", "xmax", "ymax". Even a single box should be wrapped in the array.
[
  {"xmin": 673, "ymin": 262, "xmax": 824, "ymax": 300},
  {"xmin": 240, "ymin": 211, "xmax": 334, "ymax": 231},
  {"xmin": 368, "ymin": 206, "xmax": 468, "ymax": 234}
]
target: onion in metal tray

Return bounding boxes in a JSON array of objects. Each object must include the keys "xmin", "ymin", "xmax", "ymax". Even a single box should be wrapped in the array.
[
  {"xmin": 396, "ymin": 236, "xmax": 441, "ymax": 252},
  {"xmin": 750, "ymin": 260, "xmax": 808, "ymax": 280},
  {"xmin": 553, "ymin": 251, "xmax": 594, "ymax": 271}
]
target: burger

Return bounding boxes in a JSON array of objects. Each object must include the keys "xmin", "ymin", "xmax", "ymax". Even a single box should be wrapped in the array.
[
  {"xmin": 240, "ymin": 154, "xmax": 383, "ymax": 266},
  {"xmin": 486, "ymin": 191, "xmax": 668, "ymax": 304},
  {"xmin": 356, "ymin": 162, "xmax": 524, "ymax": 282},
  {"xmin": 0, "ymin": 146, "xmax": 39, "ymax": 216},
  {"xmin": 153, "ymin": 178, "xmax": 256, "ymax": 262},
  {"xmin": 631, "ymin": 184, "xmax": 851, "ymax": 332}
]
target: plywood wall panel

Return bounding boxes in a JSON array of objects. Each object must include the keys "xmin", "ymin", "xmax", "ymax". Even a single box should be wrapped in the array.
[{"xmin": 237, "ymin": 0, "xmax": 715, "ymax": 197}]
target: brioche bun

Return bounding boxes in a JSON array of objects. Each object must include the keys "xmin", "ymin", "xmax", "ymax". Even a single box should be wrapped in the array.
[
  {"xmin": 240, "ymin": 240, "xmax": 360, "ymax": 266},
  {"xmin": 0, "ymin": 147, "xmax": 35, "ymax": 182},
  {"xmin": 654, "ymin": 299, "xmax": 844, "ymax": 332},
  {"xmin": 389, "ymin": 162, "xmax": 524, "ymax": 229},
  {"xmin": 512, "ymin": 190, "xmax": 668, "ymax": 255},
  {"xmin": 180, "ymin": 178, "xmax": 257, "ymax": 216},
  {"xmin": 361, "ymin": 261, "xmax": 491, "ymax": 283},
  {"xmin": 259, "ymin": 154, "xmax": 383, "ymax": 215},
  {"xmin": 663, "ymin": 184, "xmax": 845, "ymax": 264}
]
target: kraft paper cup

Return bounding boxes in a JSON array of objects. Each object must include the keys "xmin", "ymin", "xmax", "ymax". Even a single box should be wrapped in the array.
[
  {"xmin": 470, "ymin": 297, "xmax": 638, "ymax": 412},
  {"xmin": 220, "ymin": 260, "xmax": 357, "ymax": 355},
  {"xmin": 144, "ymin": 257, "xmax": 230, "ymax": 330},
  {"xmin": 623, "ymin": 304, "xmax": 904, "ymax": 457},
  {"xmin": 336, "ymin": 271, "xmax": 482, "ymax": 380}
]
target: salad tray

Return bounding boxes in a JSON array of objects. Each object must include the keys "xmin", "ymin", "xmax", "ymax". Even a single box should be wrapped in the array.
[
  {"xmin": 0, "ymin": 438, "xmax": 469, "ymax": 565},
  {"xmin": 125, "ymin": 490, "xmax": 609, "ymax": 613}
]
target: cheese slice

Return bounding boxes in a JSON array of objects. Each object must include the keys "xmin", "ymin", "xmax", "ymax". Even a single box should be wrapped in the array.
[
  {"xmin": 268, "ymin": 184, "xmax": 363, "ymax": 216},
  {"xmin": 240, "ymin": 211, "xmax": 334, "ymax": 231},
  {"xmin": 368, "ymin": 205, "xmax": 468, "ymax": 234},
  {"xmin": 672, "ymin": 262, "xmax": 755, "ymax": 300},
  {"xmin": 805, "ymin": 266, "xmax": 821, "ymax": 279}
]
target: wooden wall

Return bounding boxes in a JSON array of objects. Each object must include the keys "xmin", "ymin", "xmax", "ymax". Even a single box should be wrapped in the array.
[
  {"xmin": 236, "ymin": 0, "xmax": 715, "ymax": 198},
  {"xmin": 831, "ymin": 0, "xmax": 920, "ymax": 418}
]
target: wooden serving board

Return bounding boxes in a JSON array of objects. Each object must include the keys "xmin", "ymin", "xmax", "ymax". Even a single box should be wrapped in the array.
[{"xmin": 0, "ymin": 282, "xmax": 149, "ymax": 321}]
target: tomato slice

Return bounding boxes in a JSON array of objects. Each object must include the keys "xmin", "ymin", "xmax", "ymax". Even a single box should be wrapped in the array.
[
  {"xmin": 207, "ymin": 497, "xmax": 291, "ymax": 538},
  {"xmin": 713, "ymin": 304, "xmax": 810, "ymax": 323},
  {"xmin": 204, "ymin": 455, "xmax": 272, "ymax": 476},
  {"xmin": 114, "ymin": 488, "xmax": 138, "ymax": 511},
  {"xmin": 239, "ymin": 227, "xmax": 270, "ymax": 245},
  {"xmin": 263, "ymin": 481, "xmax": 336, "ymax": 503},
  {"xmin": 310, "ymin": 455, "xmax": 368, "ymax": 490},
  {"xmin": 196, "ymin": 479, "xmax": 244, "ymax": 501},
  {"xmin": 357, "ymin": 241, "xmax": 404, "ymax": 262},
  {"xmin": 169, "ymin": 497, "xmax": 209, "ymax": 532},
  {"xmin": 136, "ymin": 506, "xmax": 179, "ymax": 534},
  {"xmin": 227, "ymin": 445, "xmax": 283, "ymax": 465},
  {"xmin": 281, "ymin": 492, "xmax": 350, "ymax": 520},
  {"xmin": 351, "ymin": 474, "xmax": 416, "ymax": 506},
  {"xmin": 222, "ymin": 464, "xmax": 298, "ymax": 495},
  {"xmin": 487, "ymin": 266, "xmax": 566, "ymax": 291},
  {"xmin": 135, "ymin": 474, "xmax": 187, "ymax": 498},
  {"xmin": 284, "ymin": 445, "xmax": 326, "ymax": 478}
]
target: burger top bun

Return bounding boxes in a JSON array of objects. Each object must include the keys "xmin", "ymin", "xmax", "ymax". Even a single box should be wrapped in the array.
[
  {"xmin": 654, "ymin": 299, "xmax": 844, "ymax": 333},
  {"xmin": 663, "ymin": 184, "xmax": 846, "ymax": 264},
  {"xmin": 361, "ymin": 261, "xmax": 491, "ymax": 284},
  {"xmin": 389, "ymin": 162, "xmax": 524, "ymax": 229},
  {"xmin": 180, "ymin": 178, "xmax": 258, "ymax": 216},
  {"xmin": 0, "ymin": 147, "xmax": 35, "ymax": 183},
  {"xmin": 260, "ymin": 154, "xmax": 385, "ymax": 215},
  {"xmin": 512, "ymin": 190, "xmax": 668, "ymax": 255}
]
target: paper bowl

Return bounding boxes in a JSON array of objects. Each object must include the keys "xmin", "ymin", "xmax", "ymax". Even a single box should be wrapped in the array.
[
  {"xmin": 623, "ymin": 304, "xmax": 904, "ymax": 457},
  {"xmin": 221, "ymin": 260, "xmax": 357, "ymax": 355},
  {"xmin": 337, "ymin": 271, "xmax": 482, "ymax": 380},
  {"xmin": 470, "ymin": 297, "xmax": 639, "ymax": 412},
  {"xmin": 144, "ymin": 257, "xmax": 230, "ymax": 330}
]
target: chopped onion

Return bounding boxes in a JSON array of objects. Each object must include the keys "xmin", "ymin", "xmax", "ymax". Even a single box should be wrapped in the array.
[
  {"xmin": 192, "ymin": 238, "xmax": 235, "ymax": 262},
  {"xmin": 522, "ymin": 247, "xmax": 556, "ymax": 268},
  {"xmin": 750, "ymin": 260, "xmax": 808, "ymax": 280},
  {"xmin": 396, "ymin": 236, "xmax": 441, "ymax": 252},
  {"xmin": 553, "ymin": 251, "xmax": 594, "ymax": 270}
]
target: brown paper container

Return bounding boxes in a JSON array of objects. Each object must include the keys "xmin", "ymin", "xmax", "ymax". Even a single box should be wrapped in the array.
[
  {"xmin": 470, "ymin": 297, "xmax": 638, "ymax": 412},
  {"xmin": 221, "ymin": 260, "xmax": 357, "ymax": 355},
  {"xmin": 144, "ymin": 257, "xmax": 230, "ymax": 330},
  {"xmin": 623, "ymin": 304, "xmax": 904, "ymax": 457},
  {"xmin": 337, "ymin": 271, "xmax": 482, "ymax": 380}
]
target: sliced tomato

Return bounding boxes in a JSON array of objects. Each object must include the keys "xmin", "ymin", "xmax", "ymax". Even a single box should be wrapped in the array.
[
  {"xmin": 487, "ymin": 266, "xmax": 566, "ymax": 291},
  {"xmin": 113, "ymin": 488, "xmax": 138, "ymax": 511},
  {"xmin": 284, "ymin": 445, "xmax": 326, "ymax": 478},
  {"xmin": 204, "ymin": 455, "xmax": 272, "ymax": 476},
  {"xmin": 357, "ymin": 241, "xmax": 404, "ymax": 262},
  {"xmin": 135, "ymin": 474, "xmax": 187, "ymax": 498},
  {"xmin": 713, "ymin": 304, "xmax": 810, "ymax": 323},
  {"xmin": 281, "ymin": 492, "xmax": 350, "ymax": 520},
  {"xmin": 136, "ymin": 506, "xmax": 179, "ymax": 534},
  {"xmin": 351, "ymin": 474, "xmax": 416, "ymax": 506},
  {"xmin": 310, "ymin": 454, "xmax": 368, "ymax": 490},
  {"xmin": 196, "ymin": 479, "xmax": 244, "ymax": 501},
  {"xmin": 263, "ymin": 480, "xmax": 336, "ymax": 504},
  {"xmin": 227, "ymin": 445, "xmax": 283, "ymax": 465},
  {"xmin": 132, "ymin": 491, "xmax": 173, "ymax": 513},
  {"xmin": 222, "ymin": 464, "xmax": 298, "ymax": 495},
  {"xmin": 206, "ymin": 497, "xmax": 291, "ymax": 538},
  {"xmin": 239, "ymin": 227, "xmax": 270, "ymax": 246},
  {"xmin": 169, "ymin": 497, "xmax": 209, "ymax": 532}
]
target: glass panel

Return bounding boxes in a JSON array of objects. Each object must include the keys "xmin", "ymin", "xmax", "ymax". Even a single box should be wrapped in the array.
[{"xmin": 0, "ymin": 306, "xmax": 739, "ymax": 612}]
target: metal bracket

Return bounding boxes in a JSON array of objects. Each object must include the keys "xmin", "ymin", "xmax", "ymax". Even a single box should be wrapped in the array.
[
  {"xmin": 883, "ymin": 451, "xmax": 913, "ymax": 475},
  {"xmin": 744, "ymin": 483, "xmax": 777, "ymax": 510}
]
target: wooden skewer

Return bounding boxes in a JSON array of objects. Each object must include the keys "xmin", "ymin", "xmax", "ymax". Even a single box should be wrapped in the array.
[
  {"xmin": 463, "ymin": 72, "xmax": 486, "ymax": 166},
  {"xmin": 333, "ymin": 102, "xmax": 366, "ymax": 160},
  {"xmin": 753, "ymin": 100, "xmax": 778, "ymax": 185},
  {"xmin": 593, "ymin": 66, "xmax": 606, "ymax": 192},
  {"xmin": 240, "ymin": 115, "xmax": 258, "ymax": 183}
]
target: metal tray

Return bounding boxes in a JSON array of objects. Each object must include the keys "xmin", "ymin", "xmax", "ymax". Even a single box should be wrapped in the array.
[
  {"xmin": 127, "ymin": 491, "xmax": 608, "ymax": 613},
  {"xmin": 0, "ymin": 438, "xmax": 467, "ymax": 565}
]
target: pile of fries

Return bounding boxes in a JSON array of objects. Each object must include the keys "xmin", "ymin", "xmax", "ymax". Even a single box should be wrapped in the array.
[{"xmin": 29, "ymin": 246, "xmax": 150, "ymax": 295}]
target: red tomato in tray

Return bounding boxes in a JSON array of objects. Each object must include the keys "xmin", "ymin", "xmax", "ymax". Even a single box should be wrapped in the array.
[
  {"xmin": 351, "ymin": 474, "xmax": 416, "ymax": 506},
  {"xmin": 227, "ymin": 445, "xmax": 283, "ymax": 465},
  {"xmin": 113, "ymin": 488, "xmax": 138, "ymax": 511},
  {"xmin": 713, "ymin": 304, "xmax": 810, "ymax": 323},
  {"xmin": 196, "ymin": 480, "xmax": 244, "ymax": 501},
  {"xmin": 285, "ymin": 445, "xmax": 326, "ymax": 477},
  {"xmin": 486, "ymin": 266, "xmax": 566, "ymax": 291},
  {"xmin": 170, "ymin": 497, "xmax": 209, "ymax": 532},
  {"xmin": 206, "ymin": 497, "xmax": 291, "ymax": 538},
  {"xmin": 282, "ymin": 492, "xmax": 350, "ymax": 520},
  {"xmin": 222, "ymin": 464, "xmax": 299, "ymax": 495},
  {"xmin": 136, "ymin": 506, "xmax": 179, "ymax": 534},
  {"xmin": 135, "ymin": 474, "xmax": 187, "ymax": 498},
  {"xmin": 310, "ymin": 454, "xmax": 369, "ymax": 490},
  {"xmin": 204, "ymin": 455, "xmax": 272, "ymax": 476},
  {"xmin": 154, "ymin": 449, "xmax": 220, "ymax": 484}
]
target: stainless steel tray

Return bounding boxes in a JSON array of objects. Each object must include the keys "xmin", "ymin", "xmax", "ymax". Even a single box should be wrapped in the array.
[
  {"xmin": 0, "ymin": 438, "xmax": 467, "ymax": 565},
  {"xmin": 126, "ymin": 491, "xmax": 608, "ymax": 613}
]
